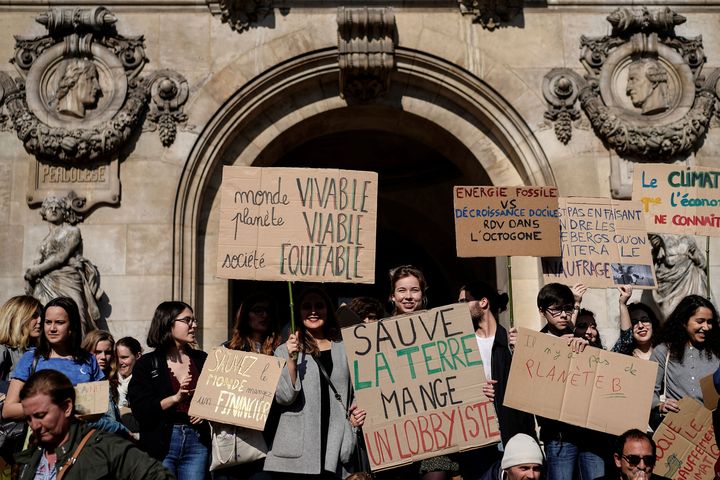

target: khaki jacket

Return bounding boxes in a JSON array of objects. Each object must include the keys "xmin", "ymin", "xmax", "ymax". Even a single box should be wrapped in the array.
[{"xmin": 14, "ymin": 421, "xmax": 176, "ymax": 480}]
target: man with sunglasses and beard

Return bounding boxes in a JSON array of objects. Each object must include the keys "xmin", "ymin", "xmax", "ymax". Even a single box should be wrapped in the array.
[{"xmin": 594, "ymin": 429, "xmax": 670, "ymax": 480}]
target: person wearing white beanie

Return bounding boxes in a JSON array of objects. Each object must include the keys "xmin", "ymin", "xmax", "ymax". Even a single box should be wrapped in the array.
[
  {"xmin": 479, "ymin": 433, "xmax": 544, "ymax": 480},
  {"xmin": 500, "ymin": 433, "xmax": 544, "ymax": 480}
]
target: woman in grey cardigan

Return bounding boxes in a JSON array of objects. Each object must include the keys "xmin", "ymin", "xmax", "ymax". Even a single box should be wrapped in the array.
[{"xmin": 264, "ymin": 286, "xmax": 366, "ymax": 479}]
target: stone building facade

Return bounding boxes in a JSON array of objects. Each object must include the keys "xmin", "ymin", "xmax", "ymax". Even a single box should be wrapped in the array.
[{"xmin": 0, "ymin": 0, "xmax": 719, "ymax": 348}]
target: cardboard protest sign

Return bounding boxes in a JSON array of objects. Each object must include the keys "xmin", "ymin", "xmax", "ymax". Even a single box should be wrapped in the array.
[
  {"xmin": 504, "ymin": 328, "xmax": 657, "ymax": 435},
  {"xmin": 342, "ymin": 303, "xmax": 500, "ymax": 471},
  {"xmin": 189, "ymin": 348, "xmax": 285, "ymax": 430},
  {"xmin": 541, "ymin": 197, "xmax": 657, "ymax": 288},
  {"xmin": 633, "ymin": 163, "xmax": 720, "ymax": 237},
  {"xmin": 75, "ymin": 381, "xmax": 109, "ymax": 419},
  {"xmin": 700, "ymin": 374, "xmax": 719, "ymax": 411},
  {"xmin": 217, "ymin": 166, "xmax": 378, "ymax": 283},
  {"xmin": 453, "ymin": 186, "xmax": 561, "ymax": 257},
  {"xmin": 653, "ymin": 397, "xmax": 719, "ymax": 480}
]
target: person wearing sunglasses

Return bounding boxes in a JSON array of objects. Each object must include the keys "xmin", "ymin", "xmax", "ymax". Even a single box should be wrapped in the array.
[
  {"xmin": 128, "ymin": 301, "xmax": 210, "ymax": 480},
  {"xmin": 593, "ymin": 429, "xmax": 670, "ymax": 480}
]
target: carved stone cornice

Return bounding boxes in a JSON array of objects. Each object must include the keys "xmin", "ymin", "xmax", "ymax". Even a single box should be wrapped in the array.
[
  {"xmin": 458, "ymin": 0, "xmax": 523, "ymax": 31},
  {"xmin": 0, "ymin": 6, "xmax": 190, "ymax": 165},
  {"xmin": 206, "ymin": 0, "xmax": 273, "ymax": 33},
  {"xmin": 337, "ymin": 6, "xmax": 396, "ymax": 101},
  {"xmin": 543, "ymin": 7, "xmax": 717, "ymax": 161}
]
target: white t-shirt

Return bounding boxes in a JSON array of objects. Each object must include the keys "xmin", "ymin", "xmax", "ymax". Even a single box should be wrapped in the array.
[{"xmin": 475, "ymin": 335, "xmax": 494, "ymax": 380}]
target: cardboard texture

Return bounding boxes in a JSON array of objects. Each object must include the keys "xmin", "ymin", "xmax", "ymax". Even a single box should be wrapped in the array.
[
  {"xmin": 541, "ymin": 197, "xmax": 657, "ymax": 288},
  {"xmin": 216, "ymin": 166, "xmax": 378, "ymax": 283},
  {"xmin": 341, "ymin": 303, "xmax": 500, "ymax": 471},
  {"xmin": 504, "ymin": 328, "xmax": 657, "ymax": 436},
  {"xmin": 189, "ymin": 348, "xmax": 285, "ymax": 430},
  {"xmin": 453, "ymin": 186, "xmax": 561, "ymax": 257},
  {"xmin": 75, "ymin": 380, "xmax": 109, "ymax": 419},
  {"xmin": 653, "ymin": 397, "xmax": 719, "ymax": 480},
  {"xmin": 633, "ymin": 163, "xmax": 720, "ymax": 237},
  {"xmin": 700, "ymin": 374, "xmax": 719, "ymax": 411}
]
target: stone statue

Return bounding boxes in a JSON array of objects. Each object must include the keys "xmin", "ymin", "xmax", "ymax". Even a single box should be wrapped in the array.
[
  {"xmin": 625, "ymin": 58, "xmax": 670, "ymax": 115},
  {"xmin": 53, "ymin": 58, "xmax": 102, "ymax": 118},
  {"xmin": 649, "ymin": 234, "xmax": 707, "ymax": 318},
  {"xmin": 24, "ymin": 196, "xmax": 103, "ymax": 334}
]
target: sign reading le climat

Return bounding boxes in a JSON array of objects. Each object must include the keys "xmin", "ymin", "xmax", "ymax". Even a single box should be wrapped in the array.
[{"xmin": 217, "ymin": 166, "xmax": 378, "ymax": 283}]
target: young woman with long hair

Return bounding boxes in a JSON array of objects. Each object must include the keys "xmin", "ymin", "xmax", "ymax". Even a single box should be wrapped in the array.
[
  {"xmin": 115, "ymin": 336, "xmax": 142, "ymax": 408},
  {"xmin": 128, "ymin": 301, "xmax": 209, "ymax": 480},
  {"xmin": 612, "ymin": 286, "xmax": 661, "ymax": 360},
  {"xmin": 652, "ymin": 295, "xmax": 720, "ymax": 416},
  {"xmin": 3, "ymin": 296, "xmax": 103, "ymax": 421},
  {"xmin": 226, "ymin": 292, "xmax": 280, "ymax": 355},
  {"xmin": 264, "ymin": 286, "xmax": 364, "ymax": 479},
  {"xmin": 213, "ymin": 293, "xmax": 280, "ymax": 480},
  {"xmin": 0, "ymin": 295, "xmax": 42, "ymax": 381},
  {"xmin": 384, "ymin": 265, "xmax": 458, "ymax": 480},
  {"xmin": 81, "ymin": 329, "xmax": 131, "ymax": 437}
]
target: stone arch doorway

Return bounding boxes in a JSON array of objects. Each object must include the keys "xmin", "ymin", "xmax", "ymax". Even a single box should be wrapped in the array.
[{"xmin": 174, "ymin": 47, "xmax": 554, "ymax": 346}]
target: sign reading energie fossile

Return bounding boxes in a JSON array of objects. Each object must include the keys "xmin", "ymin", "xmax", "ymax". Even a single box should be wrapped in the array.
[{"xmin": 217, "ymin": 167, "xmax": 378, "ymax": 283}]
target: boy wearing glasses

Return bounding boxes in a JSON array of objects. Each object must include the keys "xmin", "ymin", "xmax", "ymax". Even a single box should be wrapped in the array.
[
  {"xmin": 535, "ymin": 283, "xmax": 608, "ymax": 480},
  {"xmin": 594, "ymin": 429, "xmax": 669, "ymax": 480}
]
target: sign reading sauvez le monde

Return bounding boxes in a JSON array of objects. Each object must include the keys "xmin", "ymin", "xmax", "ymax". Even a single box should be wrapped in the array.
[
  {"xmin": 189, "ymin": 348, "xmax": 285, "ymax": 430},
  {"xmin": 217, "ymin": 166, "xmax": 378, "ymax": 283}
]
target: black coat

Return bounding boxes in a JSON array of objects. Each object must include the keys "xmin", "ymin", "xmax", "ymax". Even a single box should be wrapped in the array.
[
  {"xmin": 491, "ymin": 324, "xmax": 537, "ymax": 445},
  {"xmin": 128, "ymin": 348, "xmax": 210, "ymax": 461}
]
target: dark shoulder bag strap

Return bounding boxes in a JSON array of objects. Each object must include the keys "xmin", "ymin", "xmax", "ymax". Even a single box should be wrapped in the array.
[{"xmin": 316, "ymin": 360, "xmax": 348, "ymax": 417}]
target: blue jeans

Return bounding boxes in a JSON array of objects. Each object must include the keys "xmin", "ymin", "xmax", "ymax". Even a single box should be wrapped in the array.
[
  {"xmin": 163, "ymin": 424, "xmax": 209, "ymax": 480},
  {"xmin": 545, "ymin": 439, "xmax": 605, "ymax": 480}
]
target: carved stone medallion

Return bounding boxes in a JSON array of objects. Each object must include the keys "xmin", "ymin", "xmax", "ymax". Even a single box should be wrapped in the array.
[
  {"xmin": 0, "ymin": 7, "xmax": 190, "ymax": 214},
  {"xmin": 544, "ymin": 7, "xmax": 717, "ymax": 161}
]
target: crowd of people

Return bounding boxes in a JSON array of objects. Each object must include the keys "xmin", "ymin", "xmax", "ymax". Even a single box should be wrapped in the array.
[{"xmin": 0, "ymin": 263, "xmax": 718, "ymax": 480}]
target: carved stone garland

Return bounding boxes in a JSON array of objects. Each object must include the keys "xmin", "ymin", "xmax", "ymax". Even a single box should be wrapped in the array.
[
  {"xmin": 207, "ymin": 0, "xmax": 273, "ymax": 33},
  {"xmin": 337, "ymin": 6, "xmax": 396, "ymax": 101},
  {"xmin": 0, "ymin": 6, "xmax": 190, "ymax": 165},
  {"xmin": 458, "ymin": 0, "xmax": 524, "ymax": 31},
  {"xmin": 544, "ymin": 7, "xmax": 719, "ymax": 161}
]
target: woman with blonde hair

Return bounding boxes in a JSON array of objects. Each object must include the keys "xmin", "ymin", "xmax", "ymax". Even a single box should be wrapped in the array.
[
  {"xmin": 81, "ymin": 329, "xmax": 131, "ymax": 437},
  {"xmin": 0, "ymin": 296, "xmax": 42, "ymax": 380}
]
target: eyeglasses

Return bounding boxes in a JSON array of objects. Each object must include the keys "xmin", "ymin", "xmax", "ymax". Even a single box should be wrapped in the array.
[
  {"xmin": 174, "ymin": 316, "xmax": 198, "ymax": 326},
  {"xmin": 621, "ymin": 455, "xmax": 655, "ymax": 467},
  {"xmin": 631, "ymin": 316, "xmax": 652, "ymax": 325},
  {"xmin": 545, "ymin": 306, "xmax": 574, "ymax": 317},
  {"xmin": 250, "ymin": 306, "xmax": 268, "ymax": 315}
]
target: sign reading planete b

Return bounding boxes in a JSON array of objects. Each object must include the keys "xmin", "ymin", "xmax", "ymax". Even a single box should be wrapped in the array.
[{"xmin": 217, "ymin": 166, "xmax": 378, "ymax": 283}]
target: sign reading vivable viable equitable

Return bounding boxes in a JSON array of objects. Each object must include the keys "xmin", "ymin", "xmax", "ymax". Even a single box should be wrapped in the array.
[
  {"xmin": 504, "ymin": 328, "xmax": 657, "ymax": 436},
  {"xmin": 341, "ymin": 304, "xmax": 500, "ymax": 471},
  {"xmin": 453, "ymin": 186, "xmax": 561, "ymax": 257},
  {"xmin": 633, "ymin": 163, "xmax": 720, "ymax": 237},
  {"xmin": 189, "ymin": 348, "xmax": 285, "ymax": 430},
  {"xmin": 541, "ymin": 197, "xmax": 657, "ymax": 288},
  {"xmin": 217, "ymin": 166, "xmax": 378, "ymax": 283}
]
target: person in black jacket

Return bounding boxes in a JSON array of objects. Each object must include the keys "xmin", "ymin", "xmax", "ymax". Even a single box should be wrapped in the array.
[
  {"xmin": 128, "ymin": 301, "xmax": 209, "ymax": 480},
  {"xmin": 453, "ymin": 281, "xmax": 537, "ymax": 480}
]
